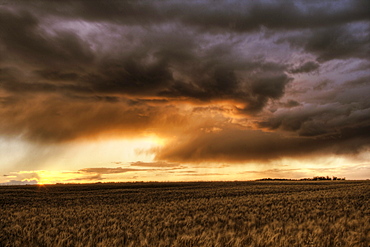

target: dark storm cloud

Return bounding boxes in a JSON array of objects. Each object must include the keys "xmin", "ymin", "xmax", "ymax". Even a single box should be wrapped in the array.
[
  {"xmin": 304, "ymin": 26, "xmax": 370, "ymax": 62},
  {"xmin": 156, "ymin": 125, "xmax": 370, "ymax": 163},
  {"xmin": 0, "ymin": 6, "xmax": 294, "ymax": 144},
  {"xmin": 13, "ymin": 0, "xmax": 370, "ymax": 31},
  {"xmin": 0, "ymin": 10, "xmax": 94, "ymax": 68},
  {"xmin": 280, "ymin": 100, "xmax": 301, "ymax": 108},
  {"xmin": 247, "ymin": 74, "xmax": 292, "ymax": 112},
  {"xmin": 1, "ymin": 0, "xmax": 367, "ymax": 102},
  {"xmin": 289, "ymin": 61, "xmax": 320, "ymax": 74},
  {"xmin": 280, "ymin": 25, "xmax": 370, "ymax": 62},
  {"xmin": 0, "ymin": 95, "xmax": 193, "ymax": 143},
  {"xmin": 86, "ymin": 57, "xmax": 173, "ymax": 96},
  {"xmin": 159, "ymin": 61, "xmax": 291, "ymax": 113},
  {"xmin": 1, "ymin": 6, "xmax": 286, "ymax": 105},
  {"xmin": 258, "ymin": 75, "xmax": 370, "ymax": 137},
  {"xmin": 34, "ymin": 69, "xmax": 80, "ymax": 81},
  {"xmin": 0, "ymin": 0, "xmax": 369, "ymax": 164}
]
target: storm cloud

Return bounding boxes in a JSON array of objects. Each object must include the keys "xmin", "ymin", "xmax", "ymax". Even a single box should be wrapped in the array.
[
  {"xmin": 156, "ymin": 125, "xmax": 370, "ymax": 163},
  {"xmin": 0, "ymin": 0, "xmax": 369, "ymax": 166}
]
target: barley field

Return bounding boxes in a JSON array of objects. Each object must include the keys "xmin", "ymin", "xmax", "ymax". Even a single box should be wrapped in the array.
[{"xmin": 0, "ymin": 181, "xmax": 369, "ymax": 247}]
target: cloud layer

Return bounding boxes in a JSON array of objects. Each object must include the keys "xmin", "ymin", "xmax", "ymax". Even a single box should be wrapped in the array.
[{"xmin": 0, "ymin": 0, "xmax": 369, "ymax": 166}]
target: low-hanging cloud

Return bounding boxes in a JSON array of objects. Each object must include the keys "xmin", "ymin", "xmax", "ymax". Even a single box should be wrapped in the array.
[
  {"xmin": 155, "ymin": 126, "xmax": 370, "ymax": 163},
  {"xmin": 79, "ymin": 167, "xmax": 144, "ymax": 174},
  {"xmin": 130, "ymin": 161, "xmax": 180, "ymax": 168}
]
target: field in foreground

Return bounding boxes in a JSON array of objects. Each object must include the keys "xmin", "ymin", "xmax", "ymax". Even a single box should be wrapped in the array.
[{"xmin": 0, "ymin": 181, "xmax": 369, "ymax": 247}]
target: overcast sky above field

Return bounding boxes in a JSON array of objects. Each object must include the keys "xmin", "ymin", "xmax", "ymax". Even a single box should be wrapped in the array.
[{"xmin": 1, "ymin": 0, "xmax": 370, "ymax": 184}]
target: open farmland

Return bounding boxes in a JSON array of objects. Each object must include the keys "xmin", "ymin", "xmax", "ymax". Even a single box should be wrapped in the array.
[{"xmin": 0, "ymin": 181, "xmax": 369, "ymax": 247}]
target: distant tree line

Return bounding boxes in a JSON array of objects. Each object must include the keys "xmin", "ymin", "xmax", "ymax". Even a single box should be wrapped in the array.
[
  {"xmin": 257, "ymin": 176, "xmax": 346, "ymax": 181},
  {"xmin": 304, "ymin": 176, "xmax": 345, "ymax": 181}
]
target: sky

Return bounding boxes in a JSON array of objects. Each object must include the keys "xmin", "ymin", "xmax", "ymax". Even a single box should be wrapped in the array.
[{"xmin": 0, "ymin": 0, "xmax": 369, "ymax": 184}]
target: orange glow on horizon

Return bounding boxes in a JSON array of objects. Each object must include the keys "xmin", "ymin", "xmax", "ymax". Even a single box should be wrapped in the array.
[{"xmin": 2, "ymin": 154, "xmax": 368, "ymax": 185}]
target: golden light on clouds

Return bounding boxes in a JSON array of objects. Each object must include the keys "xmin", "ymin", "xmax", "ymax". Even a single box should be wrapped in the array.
[
  {"xmin": 2, "ymin": 153, "xmax": 368, "ymax": 185},
  {"xmin": 1, "ymin": 0, "xmax": 370, "ymax": 184}
]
